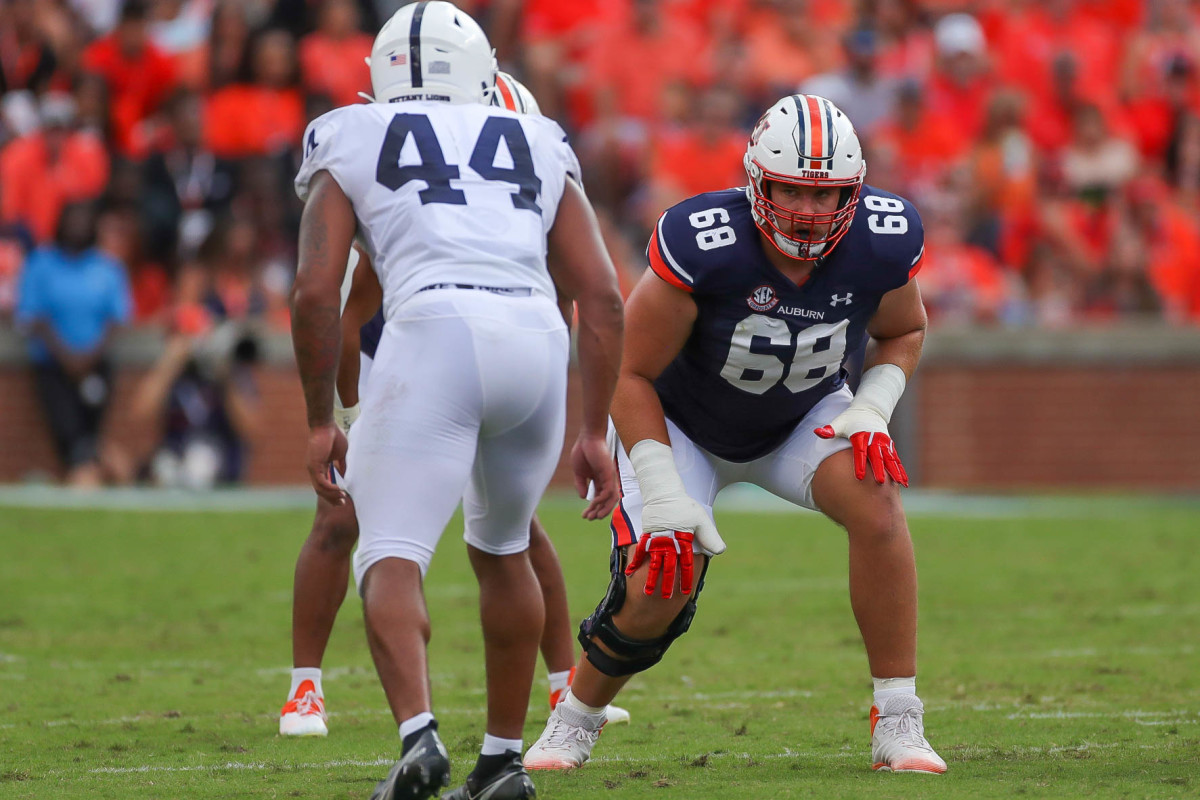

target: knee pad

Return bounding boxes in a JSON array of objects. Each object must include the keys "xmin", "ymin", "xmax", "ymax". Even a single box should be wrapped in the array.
[{"xmin": 577, "ymin": 547, "xmax": 709, "ymax": 678}]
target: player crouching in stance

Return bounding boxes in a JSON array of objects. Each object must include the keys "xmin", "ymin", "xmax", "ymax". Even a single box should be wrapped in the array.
[
  {"xmin": 524, "ymin": 94, "xmax": 947, "ymax": 775},
  {"xmin": 279, "ymin": 73, "xmax": 629, "ymax": 739},
  {"xmin": 289, "ymin": 3, "xmax": 624, "ymax": 799}
]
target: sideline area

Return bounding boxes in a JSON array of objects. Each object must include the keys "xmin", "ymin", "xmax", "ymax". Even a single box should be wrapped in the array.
[{"xmin": 0, "ymin": 483, "xmax": 1197, "ymax": 518}]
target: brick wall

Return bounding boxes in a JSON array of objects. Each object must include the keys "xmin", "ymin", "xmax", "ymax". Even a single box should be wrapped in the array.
[
  {"xmin": 2, "ymin": 360, "xmax": 1199, "ymax": 490},
  {"xmin": 0, "ymin": 365, "xmax": 587, "ymax": 488},
  {"xmin": 916, "ymin": 365, "xmax": 1200, "ymax": 490}
]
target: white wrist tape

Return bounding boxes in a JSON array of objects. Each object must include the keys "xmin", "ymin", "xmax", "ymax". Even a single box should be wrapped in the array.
[
  {"xmin": 851, "ymin": 364, "xmax": 907, "ymax": 424},
  {"xmin": 628, "ymin": 439, "xmax": 686, "ymax": 503},
  {"xmin": 333, "ymin": 402, "xmax": 360, "ymax": 434}
]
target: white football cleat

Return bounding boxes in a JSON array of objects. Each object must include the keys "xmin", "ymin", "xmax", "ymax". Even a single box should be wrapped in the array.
[
  {"xmin": 523, "ymin": 701, "xmax": 605, "ymax": 770},
  {"xmin": 604, "ymin": 704, "xmax": 631, "ymax": 725},
  {"xmin": 279, "ymin": 679, "xmax": 328, "ymax": 737},
  {"xmin": 870, "ymin": 694, "xmax": 947, "ymax": 774}
]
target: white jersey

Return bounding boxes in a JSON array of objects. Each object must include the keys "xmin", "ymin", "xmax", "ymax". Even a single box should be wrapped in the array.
[{"xmin": 295, "ymin": 101, "xmax": 580, "ymax": 320}]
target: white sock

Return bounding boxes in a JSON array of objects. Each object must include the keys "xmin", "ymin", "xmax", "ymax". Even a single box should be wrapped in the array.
[
  {"xmin": 399, "ymin": 711, "xmax": 436, "ymax": 741},
  {"xmin": 873, "ymin": 676, "xmax": 916, "ymax": 707},
  {"xmin": 563, "ymin": 688, "xmax": 606, "ymax": 716},
  {"xmin": 481, "ymin": 733, "xmax": 522, "ymax": 756},
  {"xmin": 288, "ymin": 667, "xmax": 323, "ymax": 700},
  {"xmin": 547, "ymin": 669, "xmax": 572, "ymax": 694}
]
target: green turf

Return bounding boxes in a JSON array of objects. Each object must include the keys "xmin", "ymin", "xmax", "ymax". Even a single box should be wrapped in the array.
[{"xmin": 1, "ymin": 498, "xmax": 1197, "ymax": 799}]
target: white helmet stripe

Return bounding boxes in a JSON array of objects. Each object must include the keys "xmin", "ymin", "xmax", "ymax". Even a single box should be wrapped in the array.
[
  {"xmin": 408, "ymin": 1, "xmax": 428, "ymax": 88},
  {"xmin": 793, "ymin": 94, "xmax": 810, "ymax": 170}
]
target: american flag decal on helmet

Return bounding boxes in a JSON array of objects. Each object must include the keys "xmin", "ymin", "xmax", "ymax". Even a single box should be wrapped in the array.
[{"xmin": 791, "ymin": 94, "xmax": 838, "ymax": 171}]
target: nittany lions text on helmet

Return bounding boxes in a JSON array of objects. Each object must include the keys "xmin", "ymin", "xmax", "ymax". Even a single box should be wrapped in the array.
[
  {"xmin": 744, "ymin": 94, "xmax": 866, "ymax": 261},
  {"xmin": 367, "ymin": 1, "xmax": 497, "ymax": 105}
]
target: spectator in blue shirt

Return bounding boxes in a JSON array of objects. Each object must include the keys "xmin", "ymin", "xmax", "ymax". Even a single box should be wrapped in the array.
[{"xmin": 16, "ymin": 201, "xmax": 131, "ymax": 486}]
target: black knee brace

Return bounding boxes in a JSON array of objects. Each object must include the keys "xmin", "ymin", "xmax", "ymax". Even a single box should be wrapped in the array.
[{"xmin": 577, "ymin": 547, "xmax": 709, "ymax": 677}]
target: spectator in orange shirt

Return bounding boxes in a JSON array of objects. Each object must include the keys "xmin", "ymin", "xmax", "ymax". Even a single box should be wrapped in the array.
[
  {"xmin": 81, "ymin": 0, "xmax": 178, "ymax": 157},
  {"xmin": 0, "ymin": 94, "xmax": 110, "ymax": 244},
  {"xmin": 925, "ymin": 12, "xmax": 993, "ymax": 143},
  {"xmin": 205, "ymin": 28, "xmax": 304, "ymax": 159},
  {"xmin": 587, "ymin": 0, "xmax": 711, "ymax": 127},
  {"xmin": 520, "ymin": 0, "xmax": 619, "ymax": 124},
  {"xmin": 740, "ymin": 0, "xmax": 844, "ymax": 103},
  {"xmin": 1127, "ymin": 177, "xmax": 1200, "ymax": 322},
  {"xmin": 0, "ymin": 0, "xmax": 58, "ymax": 94},
  {"xmin": 642, "ymin": 83, "xmax": 746, "ymax": 225},
  {"xmin": 917, "ymin": 183, "xmax": 1016, "ymax": 325},
  {"xmin": 967, "ymin": 89, "xmax": 1038, "ymax": 260},
  {"xmin": 299, "ymin": 0, "xmax": 373, "ymax": 108},
  {"xmin": 871, "ymin": 79, "xmax": 969, "ymax": 194}
]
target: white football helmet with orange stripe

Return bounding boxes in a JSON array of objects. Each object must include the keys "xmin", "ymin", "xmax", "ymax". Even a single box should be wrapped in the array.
[
  {"xmin": 744, "ymin": 94, "xmax": 866, "ymax": 261},
  {"xmin": 488, "ymin": 71, "xmax": 541, "ymax": 116}
]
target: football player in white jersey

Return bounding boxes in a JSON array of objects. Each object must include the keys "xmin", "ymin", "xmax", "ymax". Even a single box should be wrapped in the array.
[
  {"xmin": 279, "ymin": 72, "xmax": 629, "ymax": 739},
  {"xmin": 289, "ymin": 4, "xmax": 624, "ymax": 799}
]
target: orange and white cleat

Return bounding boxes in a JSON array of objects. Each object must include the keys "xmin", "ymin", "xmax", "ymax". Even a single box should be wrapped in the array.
[
  {"xmin": 870, "ymin": 695, "xmax": 947, "ymax": 773},
  {"xmin": 279, "ymin": 680, "xmax": 328, "ymax": 737}
]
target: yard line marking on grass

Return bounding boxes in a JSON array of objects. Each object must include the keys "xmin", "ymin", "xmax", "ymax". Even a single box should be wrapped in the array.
[
  {"xmin": 1042, "ymin": 644, "xmax": 1196, "ymax": 658},
  {"xmin": 1006, "ymin": 710, "xmax": 1199, "ymax": 721},
  {"xmin": 90, "ymin": 758, "xmax": 396, "ymax": 775}
]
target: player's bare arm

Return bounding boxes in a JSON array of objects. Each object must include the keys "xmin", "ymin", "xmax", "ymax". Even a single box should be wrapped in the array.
[
  {"xmin": 611, "ymin": 269, "xmax": 724, "ymax": 596},
  {"xmin": 291, "ymin": 169, "xmax": 356, "ymax": 504},
  {"xmin": 547, "ymin": 178, "xmax": 625, "ymax": 520},
  {"xmin": 609, "ymin": 270, "xmax": 697, "ymax": 450},
  {"xmin": 336, "ymin": 246, "xmax": 382, "ymax": 409},
  {"xmin": 865, "ymin": 278, "xmax": 927, "ymax": 379},
  {"xmin": 815, "ymin": 278, "xmax": 928, "ymax": 486}
]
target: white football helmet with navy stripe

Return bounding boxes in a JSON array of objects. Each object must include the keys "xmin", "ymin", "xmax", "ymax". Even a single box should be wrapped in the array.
[
  {"xmin": 744, "ymin": 94, "xmax": 865, "ymax": 261},
  {"xmin": 368, "ymin": 1, "xmax": 496, "ymax": 105}
]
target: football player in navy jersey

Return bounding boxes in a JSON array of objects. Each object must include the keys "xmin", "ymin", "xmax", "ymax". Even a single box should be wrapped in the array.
[{"xmin": 525, "ymin": 94, "xmax": 947, "ymax": 775}]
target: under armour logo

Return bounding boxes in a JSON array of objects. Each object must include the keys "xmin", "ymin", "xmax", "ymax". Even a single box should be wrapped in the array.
[{"xmin": 831, "ymin": 293, "xmax": 853, "ymax": 307}]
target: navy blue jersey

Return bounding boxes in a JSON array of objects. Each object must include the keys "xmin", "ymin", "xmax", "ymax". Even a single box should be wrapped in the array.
[
  {"xmin": 648, "ymin": 185, "xmax": 923, "ymax": 461},
  {"xmin": 360, "ymin": 309, "xmax": 384, "ymax": 359}
]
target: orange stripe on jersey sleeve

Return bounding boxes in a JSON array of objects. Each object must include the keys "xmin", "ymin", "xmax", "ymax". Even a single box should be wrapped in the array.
[
  {"xmin": 647, "ymin": 227, "xmax": 693, "ymax": 293},
  {"xmin": 908, "ymin": 246, "xmax": 925, "ymax": 279}
]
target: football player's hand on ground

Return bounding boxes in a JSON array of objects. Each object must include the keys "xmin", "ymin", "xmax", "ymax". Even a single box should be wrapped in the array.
[
  {"xmin": 572, "ymin": 431, "xmax": 619, "ymax": 520},
  {"xmin": 625, "ymin": 530, "xmax": 695, "ymax": 598},
  {"xmin": 815, "ymin": 406, "xmax": 909, "ymax": 486},
  {"xmin": 306, "ymin": 423, "xmax": 348, "ymax": 504}
]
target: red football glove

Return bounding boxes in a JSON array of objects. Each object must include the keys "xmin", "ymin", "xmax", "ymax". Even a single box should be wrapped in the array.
[
  {"xmin": 625, "ymin": 530, "xmax": 695, "ymax": 599},
  {"xmin": 814, "ymin": 427, "xmax": 909, "ymax": 487}
]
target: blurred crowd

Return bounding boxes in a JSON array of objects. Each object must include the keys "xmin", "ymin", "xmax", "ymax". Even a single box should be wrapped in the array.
[{"xmin": 1, "ymin": 0, "xmax": 1199, "ymax": 484}]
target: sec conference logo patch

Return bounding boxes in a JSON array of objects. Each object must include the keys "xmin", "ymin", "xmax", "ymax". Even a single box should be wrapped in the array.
[{"xmin": 747, "ymin": 285, "xmax": 779, "ymax": 312}]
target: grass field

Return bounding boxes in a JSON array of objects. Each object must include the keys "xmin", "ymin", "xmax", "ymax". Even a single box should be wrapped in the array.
[{"xmin": 1, "ymin": 493, "xmax": 1197, "ymax": 799}]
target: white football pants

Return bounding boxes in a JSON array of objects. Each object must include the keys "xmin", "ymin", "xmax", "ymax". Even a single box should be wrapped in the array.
[{"xmin": 346, "ymin": 288, "xmax": 569, "ymax": 587}]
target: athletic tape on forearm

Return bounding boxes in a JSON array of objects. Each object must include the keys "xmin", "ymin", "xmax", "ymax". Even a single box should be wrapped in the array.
[
  {"xmin": 852, "ymin": 364, "xmax": 907, "ymax": 424},
  {"xmin": 628, "ymin": 439, "xmax": 686, "ymax": 503}
]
